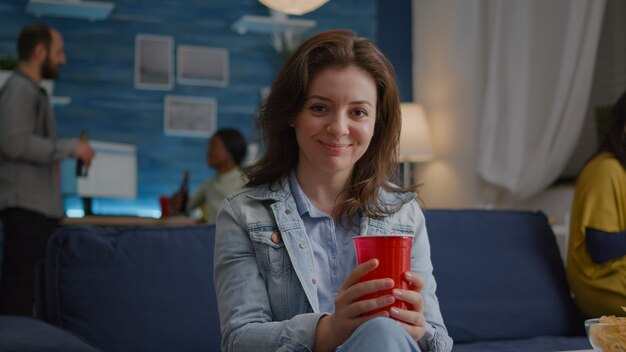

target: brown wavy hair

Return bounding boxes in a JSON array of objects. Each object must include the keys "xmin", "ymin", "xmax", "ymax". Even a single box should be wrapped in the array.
[{"xmin": 245, "ymin": 29, "xmax": 417, "ymax": 220}]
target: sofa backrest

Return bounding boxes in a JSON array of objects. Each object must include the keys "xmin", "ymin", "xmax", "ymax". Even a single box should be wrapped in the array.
[
  {"xmin": 424, "ymin": 210, "xmax": 584, "ymax": 343},
  {"xmin": 42, "ymin": 224, "xmax": 220, "ymax": 352}
]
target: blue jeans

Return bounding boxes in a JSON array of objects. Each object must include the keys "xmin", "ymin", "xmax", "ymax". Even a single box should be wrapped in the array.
[{"xmin": 338, "ymin": 317, "xmax": 420, "ymax": 351}]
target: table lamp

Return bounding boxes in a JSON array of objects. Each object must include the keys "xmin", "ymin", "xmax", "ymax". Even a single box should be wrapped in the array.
[{"xmin": 399, "ymin": 103, "xmax": 433, "ymax": 187}]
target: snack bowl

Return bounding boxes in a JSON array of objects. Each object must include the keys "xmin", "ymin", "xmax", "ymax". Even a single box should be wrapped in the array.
[{"xmin": 585, "ymin": 317, "xmax": 626, "ymax": 351}]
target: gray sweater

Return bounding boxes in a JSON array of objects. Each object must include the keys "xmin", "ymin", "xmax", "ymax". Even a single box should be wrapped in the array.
[{"xmin": 0, "ymin": 71, "xmax": 75, "ymax": 218}]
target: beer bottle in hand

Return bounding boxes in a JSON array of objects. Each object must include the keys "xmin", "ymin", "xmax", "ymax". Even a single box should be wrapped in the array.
[{"xmin": 76, "ymin": 130, "xmax": 89, "ymax": 177}]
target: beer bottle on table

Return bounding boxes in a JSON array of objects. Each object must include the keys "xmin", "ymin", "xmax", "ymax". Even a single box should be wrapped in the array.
[{"xmin": 175, "ymin": 170, "xmax": 190, "ymax": 214}]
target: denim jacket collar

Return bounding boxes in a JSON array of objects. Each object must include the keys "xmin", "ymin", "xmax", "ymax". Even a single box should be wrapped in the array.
[
  {"xmin": 248, "ymin": 176, "xmax": 415, "ymax": 208},
  {"xmin": 248, "ymin": 178, "xmax": 417, "ymax": 236}
]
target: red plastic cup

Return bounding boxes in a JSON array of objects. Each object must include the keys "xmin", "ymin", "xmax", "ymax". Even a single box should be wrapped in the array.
[
  {"xmin": 159, "ymin": 196, "xmax": 170, "ymax": 218},
  {"xmin": 353, "ymin": 235, "xmax": 413, "ymax": 316}
]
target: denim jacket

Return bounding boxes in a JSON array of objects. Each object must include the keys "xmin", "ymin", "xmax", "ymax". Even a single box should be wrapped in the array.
[{"xmin": 214, "ymin": 178, "xmax": 453, "ymax": 352}]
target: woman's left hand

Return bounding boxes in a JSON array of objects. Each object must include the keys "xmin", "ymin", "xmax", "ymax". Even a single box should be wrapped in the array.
[{"xmin": 389, "ymin": 271, "xmax": 427, "ymax": 342}]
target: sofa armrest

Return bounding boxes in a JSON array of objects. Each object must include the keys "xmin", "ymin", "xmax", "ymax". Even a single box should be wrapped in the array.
[
  {"xmin": 34, "ymin": 259, "xmax": 46, "ymax": 322},
  {"xmin": 0, "ymin": 316, "xmax": 101, "ymax": 352}
]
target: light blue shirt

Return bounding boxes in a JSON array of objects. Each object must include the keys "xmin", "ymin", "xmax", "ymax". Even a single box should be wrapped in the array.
[{"xmin": 288, "ymin": 172, "xmax": 359, "ymax": 313}]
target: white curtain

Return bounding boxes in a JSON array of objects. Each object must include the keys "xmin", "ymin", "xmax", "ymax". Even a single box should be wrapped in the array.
[
  {"xmin": 413, "ymin": 0, "xmax": 605, "ymax": 206},
  {"xmin": 477, "ymin": 0, "xmax": 605, "ymax": 199}
]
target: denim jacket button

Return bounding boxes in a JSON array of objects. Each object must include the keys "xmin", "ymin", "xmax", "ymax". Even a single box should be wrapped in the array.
[
  {"xmin": 271, "ymin": 232, "xmax": 282, "ymax": 244},
  {"xmin": 298, "ymin": 243, "xmax": 305, "ymax": 249},
  {"xmin": 312, "ymin": 278, "xmax": 317, "ymax": 284},
  {"xmin": 285, "ymin": 209, "xmax": 292, "ymax": 215}
]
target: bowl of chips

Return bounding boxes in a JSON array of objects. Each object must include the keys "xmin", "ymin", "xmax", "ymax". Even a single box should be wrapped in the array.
[{"xmin": 585, "ymin": 315, "xmax": 626, "ymax": 351}]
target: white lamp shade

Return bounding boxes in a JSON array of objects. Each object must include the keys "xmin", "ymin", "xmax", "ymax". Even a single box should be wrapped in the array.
[
  {"xmin": 259, "ymin": 0, "xmax": 329, "ymax": 15},
  {"xmin": 399, "ymin": 103, "xmax": 433, "ymax": 162}
]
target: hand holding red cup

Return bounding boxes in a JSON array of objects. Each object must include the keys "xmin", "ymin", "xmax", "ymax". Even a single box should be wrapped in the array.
[{"xmin": 353, "ymin": 235, "xmax": 413, "ymax": 317}]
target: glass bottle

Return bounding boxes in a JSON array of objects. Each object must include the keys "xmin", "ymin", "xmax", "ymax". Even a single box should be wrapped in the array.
[
  {"xmin": 76, "ymin": 130, "xmax": 89, "ymax": 177},
  {"xmin": 177, "ymin": 170, "xmax": 189, "ymax": 214}
]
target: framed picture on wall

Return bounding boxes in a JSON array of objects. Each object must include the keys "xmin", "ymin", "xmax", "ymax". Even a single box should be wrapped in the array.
[
  {"xmin": 164, "ymin": 95, "xmax": 217, "ymax": 138},
  {"xmin": 176, "ymin": 45, "xmax": 229, "ymax": 87},
  {"xmin": 135, "ymin": 34, "xmax": 174, "ymax": 90}
]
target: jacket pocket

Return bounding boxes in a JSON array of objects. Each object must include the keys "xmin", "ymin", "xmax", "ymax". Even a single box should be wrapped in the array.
[{"xmin": 249, "ymin": 225, "xmax": 289, "ymax": 276}]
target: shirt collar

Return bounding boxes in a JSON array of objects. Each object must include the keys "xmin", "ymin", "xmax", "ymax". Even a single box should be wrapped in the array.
[
  {"xmin": 288, "ymin": 170, "xmax": 328, "ymax": 218},
  {"xmin": 15, "ymin": 69, "xmax": 48, "ymax": 95}
]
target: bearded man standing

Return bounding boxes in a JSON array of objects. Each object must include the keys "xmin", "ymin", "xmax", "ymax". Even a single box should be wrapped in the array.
[{"xmin": 0, "ymin": 24, "xmax": 94, "ymax": 315}]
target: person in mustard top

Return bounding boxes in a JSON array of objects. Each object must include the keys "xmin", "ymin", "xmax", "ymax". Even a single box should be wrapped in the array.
[{"xmin": 567, "ymin": 90, "xmax": 626, "ymax": 318}]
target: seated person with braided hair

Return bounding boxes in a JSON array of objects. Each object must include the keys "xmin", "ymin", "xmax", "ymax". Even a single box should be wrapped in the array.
[{"xmin": 182, "ymin": 128, "xmax": 248, "ymax": 223}]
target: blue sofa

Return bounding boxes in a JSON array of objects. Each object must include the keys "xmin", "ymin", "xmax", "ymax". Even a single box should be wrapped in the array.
[
  {"xmin": 426, "ymin": 210, "xmax": 590, "ymax": 352},
  {"xmin": 38, "ymin": 224, "xmax": 220, "ymax": 352},
  {"xmin": 26, "ymin": 210, "xmax": 590, "ymax": 351}
]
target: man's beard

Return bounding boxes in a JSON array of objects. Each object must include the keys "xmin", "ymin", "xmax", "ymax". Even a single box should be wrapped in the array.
[{"xmin": 41, "ymin": 57, "xmax": 59, "ymax": 80}]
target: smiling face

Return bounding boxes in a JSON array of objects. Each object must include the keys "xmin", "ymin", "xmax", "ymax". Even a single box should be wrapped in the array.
[{"xmin": 293, "ymin": 65, "xmax": 377, "ymax": 181}]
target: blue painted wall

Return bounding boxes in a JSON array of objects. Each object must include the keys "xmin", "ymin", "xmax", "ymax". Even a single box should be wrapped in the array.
[
  {"xmin": 1, "ymin": 0, "xmax": 412, "ymax": 216},
  {"xmin": 0, "ymin": 0, "xmax": 381, "ymax": 216},
  {"xmin": 376, "ymin": 0, "xmax": 412, "ymax": 102}
]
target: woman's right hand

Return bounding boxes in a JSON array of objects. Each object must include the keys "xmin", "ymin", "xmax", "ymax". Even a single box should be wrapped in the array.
[{"xmin": 313, "ymin": 258, "xmax": 396, "ymax": 352}]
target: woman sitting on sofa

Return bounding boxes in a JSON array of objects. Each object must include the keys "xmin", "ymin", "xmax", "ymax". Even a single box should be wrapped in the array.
[
  {"xmin": 567, "ymin": 90, "xmax": 626, "ymax": 317},
  {"xmin": 186, "ymin": 128, "xmax": 247, "ymax": 223},
  {"xmin": 213, "ymin": 30, "xmax": 452, "ymax": 351}
]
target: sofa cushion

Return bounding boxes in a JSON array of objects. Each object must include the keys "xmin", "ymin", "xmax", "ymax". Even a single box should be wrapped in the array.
[
  {"xmin": 43, "ymin": 224, "xmax": 219, "ymax": 352},
  {"xmin": 0, "ymin": 315, "xmax": 101, "ymax": 352},
  {"xmin": 424, "ymin": 210, "xmax": 585, "ymax": 343},
  {"xmin": 453, "ymin": 335, "xmax": 590, "ymax": 352}
]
